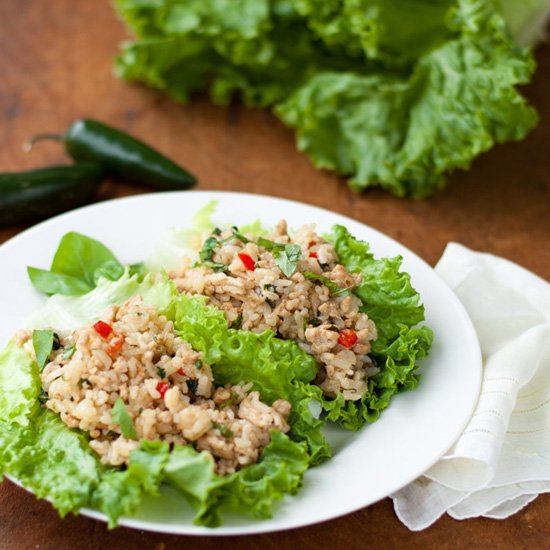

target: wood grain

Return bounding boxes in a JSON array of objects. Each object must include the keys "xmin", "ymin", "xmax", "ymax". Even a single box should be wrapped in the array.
[{"xmin": 0, "ymin": 1, "xmax": 548, "ymax": 548}]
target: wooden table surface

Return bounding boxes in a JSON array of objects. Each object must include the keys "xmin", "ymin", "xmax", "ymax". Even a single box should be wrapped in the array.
[{"xmin": 0, "ymin": 2, "xmax": 549, "ymax": 549}]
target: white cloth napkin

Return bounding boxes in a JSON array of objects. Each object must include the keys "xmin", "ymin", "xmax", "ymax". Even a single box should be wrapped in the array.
[{"xmin": 391, "ymin": 242, "xmax": 550, "ymax": 530}]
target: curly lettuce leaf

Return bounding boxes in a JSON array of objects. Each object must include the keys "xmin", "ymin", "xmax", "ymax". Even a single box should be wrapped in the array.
[
  {"xmin": 277, "ymin": 0, "xmax": 537, "ymax": 197},
  {"xmin": 0, "ymin": 341, "xmax": 313, "ymax": 527},
  {"xmin": 212, "ymin": 330, "xmax": 329, "ymax": 464},
  {"xmin": 0, "ymin": 341, "xmax": 42, "ymax": 427},
  {"xmin": 0, "ymin": 410, "xmax": 102, "ymax": 516},
  {"xmin": 165, "ymin": 430, "xmax": 309, "ymax": 527},
  {"xmin": 115, "ymin": 0, "xmax": 353, "ymax": 108},
  {"xmin": 293, "ymin": 0, "xmax": 456, "ymax": 66},
  {"xmin": 323, "ymin": 225, "xmax": 434, "ymax": 429},
  {"xmin": 116, "ymin": 0, "xmax": 538, "ymax": 197},
  {"xmin": 327, "ymin": 225, "xmax": 425, "ymax": 344},
  {"xmin": 91, "ymin": 440, "xmax": 170, "ymax": 527},
  {"xmin": 0, "ymin": 343, "xmax": 130, "ymax": 520},
  {"xmin": 321, "ymin": 326, "xmax": 434, "ymax": 429},
  {"xmin": 171, "ymin": 293, "xmax": 330, "ymax": 463}
]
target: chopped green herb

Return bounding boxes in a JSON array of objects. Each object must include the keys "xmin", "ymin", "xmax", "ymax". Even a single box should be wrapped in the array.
[
  {"xmin": 112, "ymin": 398, "xmax": 137, "ymax": 439},
  {"xmin": 302, "ymin": 271, "xmax": 351, "ymax": 296},
  {"xmin": 230, "ymin": 314, "xmax": 242, "ymax": 329},
  {"xmin": 187, "ymin": 379, "xmax": 199, "ymax": 395},
  {"xmin": 78, "ymin": 377, "xmax": 90, "ymax": 387},
  {"xmin": 157, "ymin": 367, "xmax": 166, "ymax": 379},
  {"xmin": 199, "ymin": 236, "xmax": 219, "ymax": 262},
  {"xmin": 32, "ymin": 329, "xmax": 55, "ymax": 371},
  {"xmin": 308, "ymin": 317, "xmax": 322, "ymax": 327},
  {"xmin": 257, "ymin": 237, "xmax": 285, "ymax": 252},
  {"xmin": 202, "ymin": 260, "xmax": 228, "ymax": 273},
  {"xmin": 263, "ymin": 283, "xmax": 277, "ymax": 292},
  {"xmin": 212, "ymin": 227, "xmax": 222, "ymax": 236},
  {"xmin": 62, "ymin": 345, "xmax": 76, "ymax": 360},
  {"xmin": 212, "ymin": 421, "xmax": 233, "ymax": 438},
  {"xmin": 52, "ymin": 333, "xmax": 61, "ymax": 350},
  {"xmin": 219, "ymin": 392, "xmax": 239, "ymax": 410},
  {"xmin": 129, "ymin": 262, "xmax": 146, "ymax": 279},
  {"xmin": 231, "ymin": 226, "xmax": 250, "ymax": 243},
  {"xmin": 276, "ymin": 244, "xmax": 302, "ymax": 278},
  {"xmin": 258, "ymin": 238, "xmax": 302, "ymax": 276},
  {"xmin": 38, "ymin": 389, "xmax": 49, "ymax": 404},
  {"xmin": 194, "ymin": 360, "xmax": 203, "ymax": 370}
]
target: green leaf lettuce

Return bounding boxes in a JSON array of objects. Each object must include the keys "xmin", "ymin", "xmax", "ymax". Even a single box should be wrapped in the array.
[
  {"xmin": 323, "ymin": 225, "xmax": 434, "ymax": 429},
  {"xmin": 115, "ymin": 0, "xmax": 538, "ymax": 197},
  {"xmin": 170, "ymin": 293, "xmax": 331, "ymax": 464}
]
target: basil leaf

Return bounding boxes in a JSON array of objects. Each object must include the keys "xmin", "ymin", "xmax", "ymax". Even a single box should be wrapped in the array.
[
  {"xmin": 112, "ymin": 398, "xmax": 137, "ymax": 440},
  {"xmin": 187, "ymin": 379, "xmax": 199, "ymax": 395},
  {"xmin": 27, "ymin": 268, "xmax": 91, "ymax": 296},
  {"xmin": 258, "ymin": 238, "xmax": 303, "ymax": 277},
  {"xmin": 199, "ymin": 236, "xmax": 219, "ymax": 262},
  {"xmin": 94, "ymin": 260, "xmax": 125, "ymax": 284},
  {"xmin": 231, "ymin": 226, "xmax": 250, "ymax": 244},
  {"xmin": 302, "ymin": 271, "xmax": 351, "ymax": 296},
  {"xmin": 276, "ymin": 244, "xmax": 302, "ymax": 278},
  {"xmin": 257, "ymin": 237, "xmax": 285, "ymax": 252},
  {"xmin": 202, "ymin": 260, "xmax": 228, "ymax": 273},
  {"xmin": 28, "ymin": 232, "xmax": 124, "ymax": 296},
  {"xmin": 212, "ymin": 421, "xmax": 233, "ymax": 438},
  {"xmin": 62, "ymin": 345, "xmax": 76, "ymax": 360},
  {"xmin": 230, "ymin": 314, "xmax": 242, "ymax": 329},
  {"xmin": 128, "ymin": 262, "xmax": 146, "ymax": 280},
  {"xmin": 32, "ymin": 329, "xmax": 55, "ymax": 371}
]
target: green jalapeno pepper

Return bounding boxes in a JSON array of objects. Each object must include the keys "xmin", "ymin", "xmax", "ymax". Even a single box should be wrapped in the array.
[
  {"xmin": 0, "ymin": 163, "xmax": 104, "ymax": 227},
  {"xmin": 25, "ymin": 118, "xmax": 197, "ymax": 190}
]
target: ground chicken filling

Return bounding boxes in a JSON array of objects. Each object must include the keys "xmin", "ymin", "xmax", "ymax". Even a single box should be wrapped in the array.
[
  {"xmin": 26, "ymin": 296, "xmax": 290, "ymax": 475},
  {"xmin": 172, "ymin": 221, "xmax": 378, "ymax": 400}
]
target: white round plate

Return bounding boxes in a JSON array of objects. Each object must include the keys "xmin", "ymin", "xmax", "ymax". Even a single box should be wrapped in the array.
[{"xmin": 0, "ymin": 191, "xmax": 482, "ymax": 535}]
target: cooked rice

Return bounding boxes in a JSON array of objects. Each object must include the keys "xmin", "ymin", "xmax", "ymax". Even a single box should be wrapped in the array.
[
  {"xmin": 172, "ymin": 221, "xmax": 378, "ymax": 400},
  {"xmin": 25, "ymin": 296, "xmax": 290, "ymax": 475}
]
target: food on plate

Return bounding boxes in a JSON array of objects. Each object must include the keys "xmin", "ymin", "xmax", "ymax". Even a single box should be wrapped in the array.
[
  {"xmin": 0, "ymin": 206, "xmax": 432, "ymax": 527},
  {"xmin": 161, "ymin": 204, "xmax": 434, "ymax": 429},
  {"xmin": 18, "ymin": 296, "xmax": 292, "ymax": 475},
  {"xmin": 115, "ymin": 0, "xmax": 543, "ymax": 197},
  {"xmin": 171, "ymin": 220, "xmax": 379, "ymax": 401}
]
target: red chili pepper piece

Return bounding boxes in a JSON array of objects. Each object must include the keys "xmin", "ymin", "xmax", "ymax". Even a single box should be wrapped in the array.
[
  {"xmin": 308, "ymin": 241, "xmax": 316, "ymax": 248},
  {"xmin": 156, "ymin": 381, "xmax": 170, "ymax": 398},
  {"xmin": 177, "ymin": 368, "xmax": 185, "ymax": 376},
  {"xmin": 93, "ymin": 320, "xmax": 113, "ymax": 339},
  {"xmin": 308, "ymin": 251, "xmax": 318, "ymax": 258},
  {"xmin": 106, "ymin": 336, "xmax": 125, "ymax": 358},
  {"xmin": 238, "ymin": 252, "xmax": 256, "ymax": 271},
  {"xmin": 338, "ymin": 329, "xmax": 358, "ymax": 348}
]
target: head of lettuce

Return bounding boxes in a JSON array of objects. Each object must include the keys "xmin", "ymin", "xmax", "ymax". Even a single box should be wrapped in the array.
[{"xmin": 115, "ymin": 0, "xmax": 547, "ymax": 198}]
